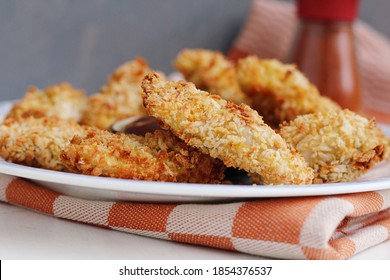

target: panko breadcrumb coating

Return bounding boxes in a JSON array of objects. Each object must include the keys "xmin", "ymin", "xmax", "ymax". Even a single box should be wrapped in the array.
[
  {"xmin": 174, "ymin": 49, "xmax": 249, "ymax": 105},
  {"xmin": 0, "ymin": 117, "xmax": 87, "ymax": 171},
  {"xmin": 236, "ymin": 56, "xmax": 340, "ymax": 127},
  {"xmin": 61, "ymin": 129, "xmax": 225, "ymax": 183},
  {"xmin": 5, "ymin": 83, "xmax": 87, "ymax": 122},
  {"xmin": 375, "ymin": 127, "xmax": 390, "ymax": 160},
  {"xmin": 279, "ymin": 110, "xmax": 385, "ymax": 183},
  {"xmin": 81, "ymin": 57, "xmax": 158, "ymax": 130},
  {"xmin": 141, "ymin": 72, "xmax": 314, "ymax": 185}
]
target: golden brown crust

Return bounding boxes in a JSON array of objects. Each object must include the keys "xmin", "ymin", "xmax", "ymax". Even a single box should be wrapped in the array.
[
  {"xmin": 236, "ymin": 56, "xmax": 340, "ymax": 127},
  {"xmin": 0, "ymin": 117, "xmax": 88, "ymax": 171},
  {"xmin": 141, "ymin": 72, "xmax": 314, "ymax": 185},
  {"xmin": 174, "ymin": 49, "xmax": 249, "ymax": 105},
  {"xmin": 5, "ymin": 83, "xmax": 87, "ymax": 122},
  {"xmin": 279, "ymin": 110, "xmax": 385, "ymax": 183},
  {"xmin": 386, "ymin": 138, "xmax": 390, "ymax": 160},
  {"xmin": 61, "ymin": 129, "xmax": 225, "ymax": 183},
  {"xmin": 81, "ymin": 57, "xmax": 159, "ymax": 130},
  {"xmin": 375, "ymin": 126, "xmax": 390, "ymax": 161},
  {"xmin": 0, "ymin": 115, "xmax": 224, "ymax": 183}
]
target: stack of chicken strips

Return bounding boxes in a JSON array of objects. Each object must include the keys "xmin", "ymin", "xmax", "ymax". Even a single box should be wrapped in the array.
[{"xmin": 0, "ymin": 49, "xmax": 389, "ymax": 186}]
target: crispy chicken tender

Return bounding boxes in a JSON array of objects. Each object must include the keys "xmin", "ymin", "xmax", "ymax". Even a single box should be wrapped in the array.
[
  {"xmin": 375, "ymin": 127, "xmax": 390, "ymax": 160},
  {"xmin": 81, "ymin": 57, "xmax": 158, "ymax": 130},
  {"xmin": 5, "ymin": 83, "xmax": 87, "ymax": 122},
  {"xmin": 61, "ymin": 129, "xmax": 225, "ymax": 183},
  {"xmin": 0, "ymin": 117, "xmax": 87, "ymax": 171},
  {"xmin": 174, "ymin": 49, "xmax": 249, "ymax": 105},
  {"xmin": 141, "ymin": 72, "xmax": 314, "ymax": 185},
  {"xmin": 279, "ymin": 110, "xmax": 385, "ymax": 183},
  {"xmin": 236, "ymin": 56, "xmax": 340, "ymax": 127}
]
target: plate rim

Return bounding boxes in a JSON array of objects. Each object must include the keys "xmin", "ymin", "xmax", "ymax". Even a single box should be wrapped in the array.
[{"xmin": 1, "ymin": 159, "xmax": 390, "ymax": 199}]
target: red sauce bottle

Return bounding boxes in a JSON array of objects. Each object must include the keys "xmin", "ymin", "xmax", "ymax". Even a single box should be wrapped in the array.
[{"xmin": 287, "ymin": 0, "xmax": 361, "ymax": 111}]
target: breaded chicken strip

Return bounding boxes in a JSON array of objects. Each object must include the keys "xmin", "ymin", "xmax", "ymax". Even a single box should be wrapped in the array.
[
  {"xmin": 375, "ymin": 127, "xmax": 390, "ymax": 160},
  {"xmin": 141, "ymin": 72, "xmax": 313, "ymax": 185},
  {"xmin": 174, "ymin": 49, "xmax": 249, "ymax": 105},
  {"xmin": 81, "ymin": 57, "xmax": 158, "ymax": 130},
  {"xmin": 236, "ymin": 56, "xmax": 340, "ymax": 127},
  {"xmin": 279, "ymin": 110, "xmax": 385, "ymax": 183},
  {"xmin": 0, "ymin": 117, "xmax": 87, "ymax": 171},
  {"xmin": 5, "ymin": 83, "xmax": 87, "ymax": 122},
  {"xmin": 61, "ymin": 129, "xmax": 225, "ymax": 183}
]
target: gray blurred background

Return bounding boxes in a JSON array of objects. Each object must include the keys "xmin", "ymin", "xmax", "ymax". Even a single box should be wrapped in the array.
[{"xmin": 0, "ymin": 0, "xmax": 389, "ymax": 101}]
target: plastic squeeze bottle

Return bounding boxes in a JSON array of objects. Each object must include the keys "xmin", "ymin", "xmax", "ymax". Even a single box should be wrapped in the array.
[{"xmin": 287, "ymin": 0, "xmax": 361, "ymax": 111}]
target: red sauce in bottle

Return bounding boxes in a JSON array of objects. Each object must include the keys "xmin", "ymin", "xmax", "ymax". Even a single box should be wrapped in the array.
[{"xmin": 287, "ymin": 0, "xmax": 361, "ymax": 111}]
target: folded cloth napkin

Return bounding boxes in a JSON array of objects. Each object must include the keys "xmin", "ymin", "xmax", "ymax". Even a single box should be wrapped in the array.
[
  {"xmin": 0, "ymin": 173, "xmax": 389, "ymax": 260},
  {"xmin": 229, "ymin": 0, "xmax": 390, "ymax": 120}
]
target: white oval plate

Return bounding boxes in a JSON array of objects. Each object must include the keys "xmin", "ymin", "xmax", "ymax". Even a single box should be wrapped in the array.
[
  {"xmin": 0, "ymin": 159, "xmax": 390, "ymax": 202},
  {"xmin": 0, "ymin": 101, "xmax": 389, "ymax": 202}
]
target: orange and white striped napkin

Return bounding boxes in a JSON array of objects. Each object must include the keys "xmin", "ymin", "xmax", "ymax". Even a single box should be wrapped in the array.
[
  {"xmin": 1, "ymin": 173, "xmax": 389, "ymax": 260},
  {"xmin": 229, "ymin": 0, "xmax": 390, "ymax": 123}
]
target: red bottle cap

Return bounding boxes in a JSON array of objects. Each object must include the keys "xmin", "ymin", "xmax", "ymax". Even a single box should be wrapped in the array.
[{"xmin": 297, "ymin": 0, "xmax": 359, "ymax": 21}]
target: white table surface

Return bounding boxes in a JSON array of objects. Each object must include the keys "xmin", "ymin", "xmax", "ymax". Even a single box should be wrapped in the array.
[{"xmin": 1, "ymin": 202, "xmax": 389, "ymax": 260}]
